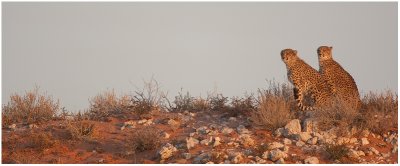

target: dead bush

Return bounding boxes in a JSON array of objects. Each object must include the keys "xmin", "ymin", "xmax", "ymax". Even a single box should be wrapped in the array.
[
  {"xmin": 324, "ymin": 143, "xmax": 349, "ymax": 161},
  {"xmin": 66, "ymin": 120, "xmax": 96, "ymax": 140},
  {"xmin": 313, "ymin": 98, "xmax": 359, "ymax": 135},
  {"xmin": 87, "ymin": 90, "xmax": 133, "ymax": 121},
  {"xmin": 192, "ymin": 97, "xmax": 211, "ymax": 112},
  {"xmin": 167, "ymin": 89, "xmax": 195, "ymax": 112},
  {"xmin": 355, "ymin": 91, "xmax": 398, "ymax": 134},
  {"xmin": 229, "ymin": 95, "xmax": 256, "ymax": 116},
  {"xmin": 208, "ymin": 94, "xmax": 229, "ymax": 111},
  {"xmin": 130, "ymin": 127, "xmax": 162, "ymax": 152},
  {"xmin": 250, "ymin": 81, "xmax": 296, "ymax": 131},
  {"xmin": 132, "ymin": 77, "xmax": 168, "ymax": 117},
  {"xmin": 27, "ymin": 132, "xmax": 56, "ymax": 152},
  {"xmin": 2, "ymin": 87, "xmax": 60, "ymax": 126}
]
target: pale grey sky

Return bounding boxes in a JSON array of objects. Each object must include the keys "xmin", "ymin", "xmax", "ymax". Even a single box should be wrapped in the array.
[{"xmin": 2, "ymin": 2, "xmax": 398, "ymax": 111}]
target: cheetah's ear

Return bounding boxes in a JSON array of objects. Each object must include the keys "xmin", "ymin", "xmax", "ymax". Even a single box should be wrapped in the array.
[
  {"xmin": 329, "ymin": 46, "xmax": 333, "ymax": 50},
  {"xmin": 293, "ymin": 50, "xmax": 297, "ymax": 54}
]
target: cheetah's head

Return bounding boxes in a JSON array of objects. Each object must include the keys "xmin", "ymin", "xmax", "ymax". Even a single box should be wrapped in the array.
[
  {"xmin": 281, "ymin": 48, "xmax": 298, "ymax": 63},
  {"xmin": 317, "ymin": 46, "xmax": 333, "ymax": 61}
]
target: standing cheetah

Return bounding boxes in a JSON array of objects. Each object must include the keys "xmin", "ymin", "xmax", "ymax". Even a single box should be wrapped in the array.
[
  {"xmin": 317, "ymin": 46, "xmax": 361, "ymax": 111},
  {"xmin": 281, "ymin": 49, "xmax": 334, "ymax": 111}
]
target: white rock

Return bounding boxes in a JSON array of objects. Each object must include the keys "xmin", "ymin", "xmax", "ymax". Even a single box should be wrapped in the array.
[
  {"xmin": 161, "ymin": 131, "xmax": 170, "ymax": 139},
  {"xmin": 268, "ymin": 142, "xmax": 284, "ymax": 150},
  {"xmin": 167, "ymin": 119, "xmax": 180, "ymax": 126},
  {"xmin": 255, "ymin": 156, "xmax": 267, "ymax": 164},
  {"xmin": 137, "ymin": 119, "xmax": 147, "ymax": 125},
  {"xmin": 186, "ymin": 137, "xmax": 200, "ymax": 149},
  {"xmin": 213, "ymin": 137, "xmax": 222, "ymax": 147},
  {"xmin": 231, "ymin": 153, "xmax": 244, "ymax": 164},
  {"xmin": 275, "ymin": 158, "xmax": 285, "ymax": 164},
  {"xmin": 367, "ymin": 147, "xmax": 380, "ymax": 155},
  {"xmin": 201, "ymin": 137, "xmax": 213, "ymax": 146},
  {"xmin": 283, "ymin": 146, "xmax": 290, "ymax": 153},
  {"xmin": 361, "ymin": 129, "xmax": 370, "ymax": 137},
  {"xmin": 349, "ymin": 137, "xmax": 358, "ymax": 144},
  {"xmin": 357, "ymin": 150, "xmax": 366, "ymax": 157},
  {"xmin": 295, "ymin": 141, "xmax": 305, "ymax": 147},
  {"xmin": 283, "ymin": 119, "xmax": 301, "ymax": 137},
  {"xmin": 299, "ymin": 132, "xmax": 312, "ymax": 142},
  {"xmin": 29, "ymin": 124, "xmax": 38, "ymax": 129},
  {"xmin": 283, "ymin": 138, "xmax": 292, "ymax": 145},
  {"xmin": 239, "ymin": 134, "xmax": 255, "ymax": 147},
  {"xmin": 221, "ymin": 127, "xmax": 234, "ymax": 135},
  {"xmin": 8, "ymin": 124, "xmax": 16, "ymax": 131},
  {"xmin": 307, "ymin": 137, "xmax": 318, "ymax": 145},
  {"xmin": 182, "ymin": 153, "xmax": 192, "ymax": 159},
  {"xmin": 347, "ymin": 149, "xmax": 360, "ymax": 159},
  {"xmin": 269, "ymin": 149, "xmax": 288, "ymax": 161},
  {"xmin": 205, "ymin": 161, "xmax": 214, "ymax": 164},
  {"xmin": 337, "ymin": 137, "xmax": 350, "ymax": 145},
  {"xmin": 159, "ymin": 143, "xmax": 178, "ymax": 160},
  {"xmin": 361, "ymin": 138, "xmax": 370, "ymax": 145},
  {"xmin": 229, "ymin": 117, "xmax": 237, "ymax": 121},
  {"xmin": 274, "ymin": 128, "xmax": 284, "ymax": 137},
  {"xmin": 304, "ymin": 157, "xmax": 319, "ymax": 164}
]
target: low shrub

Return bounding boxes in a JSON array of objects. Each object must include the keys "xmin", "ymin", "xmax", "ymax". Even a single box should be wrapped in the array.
[
  {"xmin": 324, "ymin": 143, "xmax": 349, "ymax": 161},
  {"xmin": 87, "ymin": 90, "xmax": 132, "ymax": 121},
  {"xmin": 28, "ymin": 132, "xmax": 56, "ymax": 152},
  {"xmin": 66, "ymin": 120, "xmax": 96, "ymax": 140},
  {"xmin": 130, "ymin": 127, "xmax": 162, "ymax": 152},
  {"xmin": 2, "ymin": 87, "xmax": 60, "ymax": 126}
]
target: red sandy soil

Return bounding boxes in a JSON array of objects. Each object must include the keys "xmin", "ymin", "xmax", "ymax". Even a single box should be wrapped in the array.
[{"xmin": 1, "ymin": 110, "xmax": 398, "ymax": 164}]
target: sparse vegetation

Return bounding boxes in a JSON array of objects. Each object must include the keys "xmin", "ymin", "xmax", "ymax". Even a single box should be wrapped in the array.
[
  {"xmin": 356, "ymin": 91, "xmax": 398, "ymax": 134},
  {"xmin": 208, "ymin": 93, "xmax": 229, "ymax": 112},
  {"xmin": 130, "ymin": 126, "xmax": 162, "ymax": 152},
  {"xmin": 66, "ymin": 120, "xmax": 96, "ymax": 140},
  {"xmin": 27, "ymin": 132, "xmax": 56, "ymax": 152},
  {"xmin": 87, "ymin": 90, "xmax": 132, "ymax": 121},
  {"xmin": 229, "ymin": 95, "xmax": 256, "ymax": 116},
  {"xmin": 167, "ymin": 89, "xmax": 195, "ymax": 112},
  {"xmin": 250, "ymin": 81, "xmax": 296, "ymax": 131},
  {"xmin": 2, "ymin": 87, "xmax": 61, "ymax": 126},
  {"xmin": 132, "ymin": 77, "xmax": 168, "ymax": 117},
  {"xmin": 324, "ymin": 143, "xmax": 349, "ymax": 161}
]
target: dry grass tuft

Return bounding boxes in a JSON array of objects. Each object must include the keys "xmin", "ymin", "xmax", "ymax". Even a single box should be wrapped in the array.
[
  {"xmin": 250, "ymin": 81, "xmax": 296, "ymax": 131},
  {"xmin": 208, "ymin": 94, "xmax": 229, "ymax": 112},
  {"xmin": 355, "ymin": 91, "xmax": 398, "ymax": 134},
  {"xmin": 66, "ymin": 120, "xmax": 97, "ymax": 140},
  {"xmin": 324, "ymin": 143, "xmax": 349, "ymax": 161},
  {"xmin": 28, "ymin": 132, "xmax": 56, "ymax": 152},
  {"xmin": 130, "ymin": 126, "xmax": 162, "ymax": 152},
  {"xmin": 2, "ymin": 87, "xmax": 60, "ymax": 126},
  {"xmin": 87, "ymin": 90, "xmax": 132, "ymax": 121}
]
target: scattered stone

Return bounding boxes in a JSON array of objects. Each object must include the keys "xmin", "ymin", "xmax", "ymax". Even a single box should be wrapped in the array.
[
  {"xmin": 295, "ymin": 141, "xmax": 305, "ymax": 147},
  {"xmin": 357, "ymin": 150, "xmax": 365, "ymax": 157},
  {"xmin": 239, "ymin": 134, "xmax": 255, "ymax": 147},
  {"xmin": 337, "ymin": 137, "xmax": 350, "ymax": 145},
  {"xmin": 275, "ymin": 158, "xmax": 285, "ymax": 164},
  {"xmin": 347, "ymin": 149, "xmax": 360, "ymax": 159},
  {"xmin": 237, "ymin": 125, "xmax": 251, "ymax": 134},
  {"xmin": 283, "ymin": 119, "xmax": 301, "ymax": 137},
  {"xmin": 213, "ymin": 137, "xmax": 222, "ymax": 147},
  {"xmin": 304, "ymin": 157, "xmax": 319, "ymax": 164},
  {"xmin": 283, "ymin": 146, "xmax": 290, "ymax": 153},
  {"xmin": 262, "ymin": 151, "xmax": 269, "ymax": 160},
  {"xmin": 381, "ymin": 153, "xmax": 391, "ymax": 158},
  {"xmin": 8, "ymin": 124, "xmax": 16, "ymax": 131},
  {"xmin": 349, "ymin": 137, "xmax": 358, "ymax": 144},
  {"xmin": 269, "ymin": 149, "xmax": 288, "ymax": 161},
  {"xmin": 361, "ymin": 129, "xmax": 370, "ymax": 137},
  {"xmin": 367, "ymin": 147, "xmax": 380, "ymax": 156},
  {"xmin": 137, "ymin": 119, "xmax": 148, "ymax": 125},
  {"xmin": 221, "ymin": 127, "xmax": 234, "ymax": 135},
  {"xmin": 299, "ymin": 132, "xmax": 312, "ymax": 142},
  {"xmin": 268, "ymin": 142, "xmax": 284, "ymax": 150},
  {"xmin": 197, "ymin": 126, "xmax": 209, "ymax": 135},
  {"xmin": 186, "ymin": 137, "xmax": 200, "ymax": 150},
  {"xmin": 361, "ymin": 138, "xmax": 370, "ymax": 145},
  {"xmin": 159, "ymin": 143, "xmax": 178, "ymax": 160},
  {"xmin": 255, "ymin": 156, "xmax": 267, "ymax": 164},
  {"xmin": 392, "ymin": 146, "xmax": 398, "ymax": 153},
  {"xmin": 98, "ymin": 158, "xmax": 105, "ymax": 163},
  {"xmin": 167, "ymin": 119, "xmax": 180, "ymax": 126},
  {"xmin": 274, "ymin": 128, "xmax": 284, "ymax": 137},
  {"xmin": 283, "ymin": 138, "xmax": 292, "ymax": 145},
  {"xmin": 189, "ymin": 132, "xmax": 196, "ymax": 137},
  {"xmin": 229, "ymin": 117, "xmax": 237, "ymax": 121},
  {"xmin": 193, "ymin": 152, "xmax": 210, "ymax": 164},
  {"xmin": 182, "ymin": 153, "xmax": 192, "ymax": 159},
  {"xmin": 307, "ymin": 137, "xmax": 318, "ymax": 145},
  {"xmin": 205, "ymin": 161, "xmax": 214, "ymax": 164},
  {"xmin": 201, "ymin": 137, "xmax": 213, "ymax": 146},
  {"xmin": 29, "ymin": 124, "xmax": 38, "ymax": 129},
  {"xmin": 231, "ymin": 153, "xmax": 244, "ymax": 164},
  {"xmin": 120, "ymin": 125, "xmax": 126, "ymax": 131},
  {"xmin": 302, "ymin": 118, "xmax": 318, "ymax": 132},
  {"xmin": 161, "ymin": 131, "xmax": 170, "ymax": 139}
]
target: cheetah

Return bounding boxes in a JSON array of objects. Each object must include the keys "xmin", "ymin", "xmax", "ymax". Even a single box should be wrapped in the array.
[
  {"xmin": 281, "ymin": 48, "xmax": 334, "ymax": 111},
  {"xmin": 317, "ymin": 46, "xmax": 361, "ymax": 111}
]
